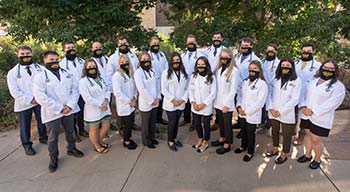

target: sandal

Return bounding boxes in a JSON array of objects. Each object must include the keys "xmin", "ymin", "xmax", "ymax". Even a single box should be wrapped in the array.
[
  {"xmin": 94, "ymin": 146, "xmax": 109, "ymax": 154},
  {"xmin": 265, "ymin": 150, "xmax": 279, "ymax": 157},
  {"xmin": 101, "ymin": 143, "xmax": 112, "ymax": 148}
]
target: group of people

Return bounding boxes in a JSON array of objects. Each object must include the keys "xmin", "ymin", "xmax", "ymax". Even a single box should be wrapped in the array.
[{"xmin": 6, "ymin": 32, "xmax": 346, "ymax": 173}]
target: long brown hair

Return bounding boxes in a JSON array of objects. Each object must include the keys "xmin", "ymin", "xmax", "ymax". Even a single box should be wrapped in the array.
[
  {"xmin": 249, "ymin": 60, "xmax": 265, "ymax": 81},
  {"xmin": 193, "ymin": 56, "xmax": 214, "ymax": 84},
  {"xmin": 315, "ymin": 60, "xmax": 340, "ymax": 88},
  {"xmin": 167, "ymin": 52, "xmax": 188, "ymax": 80},
  {"xmin": 275, "ymin": 57, "xmax": 297, "ymax": 81},
  {"xmin": 118, "ymin": 55, "xmax": 134, "ymax": 80},
  {"xmin": 137, "ymin": 51, "xmax": 152, "ymax": 69},
  {"xmin": 82, "ymin": 59, "xmax": 101, "ymax": 78},
  {"xmin": 214, "ymin": 48, "xmax": 237, "ymax": 81}
]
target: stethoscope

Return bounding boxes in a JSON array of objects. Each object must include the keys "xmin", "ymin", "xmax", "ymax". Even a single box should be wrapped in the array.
[
  {"xmin": 150, "ymin": 51, "xmax": 165, "ymax": 61},
  {"xmin": 249, "ymin": 78, "xmax": 259, "ymax": 90},
  {"xmin": 281, "ymin": 81, "xmax": 289, "ymax": 91},
  {"xmin": 240, "ymin": 53, "xmax": 252, "ymax": 63},
  {"xmin": 207, "ymin": 45, "xmax": 222, "ymax": 53},
  {"xmin": 299, "ymin": 59, "xmax": 316, "ymax": 72},
  {"xmin": 65, "ymin": 57, "xmax": 84, "ymax": 70},
  {"xmin": 142, "ymin": 69, "xmax": 155, "ymax": 80},
  {"xmin": 92, "ymin": 56, "xmax": 109, "ymax": 67},
  {"xmin": 16, "ymin": 63, "xmax": 42, "ymax": 79},
  {"xmin": 263, "ymin": 59, "xmax": 276, "ymax": 72},
  {"xmin": 44, "ymin": 68, "xmax": 71, "ymax": 82},
  {"xmin": 87, "ymin": 76, "xmax": 105, "ymax": 87},
  {"xmin": 184, "ymin": 50, "xmax": 198, "ymax": 60}
]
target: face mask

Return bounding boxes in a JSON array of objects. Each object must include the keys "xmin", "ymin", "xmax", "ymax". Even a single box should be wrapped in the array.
[
  {"xmin": 265, "ymin": 51, "xmax": 276, "ymax": 61},
  {"xmin": 213, "ymin": 40, "xmax": 221, "ymax": 48},
  {"xmin": 66, "ymin": 49, "xmax": 77, "ymax": 61},
  {"xmin": 301, "ymin": 52, "xmax": 313, "ymax": 61},
  {"xmin": 172, "ymin": 62, "xmax": 181, "ymax": 70},
  {"xmin": 120, "ymin": 63, "xmax": 130, "ymax": 74},
  {"xmin": 220, "ymin": 57, "xmax": 231, "ymax": 66},
  {"xmin": 320, "ymin": 69, "xmax": 335, "ymax": 81},
  {"xmin": 240, "ymin": 47, "xmax": 252, "ymax": 56},
  {"xmin": 93, "ymin": 49, "xmax": 103, "ymax": 58},
  {"xmin": 46, "ymin": 61, "xmax": 60, "ymax": 71},
  {"xmin": 150, "ymin": 45, "xmax": 160, "ymax": 53},
  {"xmin": 248, "ymin": 70, "xmax": 260, "ymax": 81},
  {"xmin": 140, "ymin": 60, "xmax": 151, "ymax": 71},
  {"xmin": 19, "ymin": 56, "xmax": 33, "ymax": 65},
  {"xmin": 281, "ymin": 67, "xmax": 292, "ymax": 78},
  {"xmin": 86, "ymin": 67, "xmax": 98, "ymax": 79},
  {"xmin": 187, "ymin": 43, "xmax": 197, "ymax": 52},
  {"xmin": 197, "ymin": 66, "xmax": 207, "ymax": 76},
  {"xmin": 119, "ymin": 44, "xmax": 129, "ymax": 54}
]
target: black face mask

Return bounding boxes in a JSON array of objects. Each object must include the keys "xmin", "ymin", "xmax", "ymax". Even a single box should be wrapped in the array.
[
  {"xmin": 197, "ymin": 66, "xmax": 207, "ymax": 76},
  {"xmin": 248, "ymin": 70, "xmax": 260, "ymax": 81},
  {"xmin": 120, "ymin": 63, "xmax": 130, "ymax": 74},
  {"xmin": 46, "ymin": 61, "xmax": 60, "ymax": 72},
  {"xmin": 265, "ymin": 51, "xmax": 276, "ymax": 61},
  {"xmin": 212, "ymin": 40, "xmax": 221, "ymax": 48},
  {"xmin": 19, "ymin": 56, "xmax": 33, "ymax": 65},
  {"xmin": 172, "ymin": 62, "xmax": 181, "ymax": 71},
  {"xmin": 220, "ymin": 57, "xmax": 231, "ymax": 66},
  {"xmin": 281, "ymin": 67, "xmax": 292, "ymax": 78},
  {"xmin": 66, "ymin": 49, "xmax": 77, "ymax": 61},
  {"xmin": 301, "ymin": 52, "xmax": 313, "ymax": 61},
  {"xmin": 93, "ymin": 49, "xmax": 103, "ymax": 58},
  {"xmin": 119, "ymin": 45, "xmax": 129, "ymax": 54},
  {"xmin": 240, "ymin": 47, "xmax": 252, "ymax": 56},
  {"xmin": 86, "ymin": 67, "xmax": 98, "ymax": 79},
  {"xmin": 320, "ymin": 69, "xmax": 335, "ymax": 81},
  {"xmin": 140, "ymin": 60, "xmax": 151, "ymax": 71},
  {"xmin": 187, "ymin": 43, "xmax": 197, "ymax": 52},
  {"xmin": 150, "ymin": 45, "xmax": 160, "ymax": 53}
]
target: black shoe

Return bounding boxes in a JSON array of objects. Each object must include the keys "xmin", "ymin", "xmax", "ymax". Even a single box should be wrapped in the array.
[
  {"xmin": 232, "ymin": 123, "xmax": 240, "ymax": 129},
  {"xmin": 151, "ymin": 139, "xmax": 159, "ymax": 145},
  {"xmin": 236, "ymin": 131, "xmax": 242, "ymax": 139},
  {"xmin": 157, "ymin": 119, "xmax": 168, "ymax": 125},
  {"xmin": 168, "ymin": 143, "xmax": 177, "ymax": 152},
  {"xmin": 67, "ymin": 148, "xmax": 84, "ymax": 158},
  {"xmin": 48, "ymin": 157, "xmax": 58, "ymax": 173},
  {"xmin": 130, "ymin": 140, "xmax": 138, "ymax": 148},
  {"xmin": 216, "ymin": 146, "xmax": 231, "ymax": 155},
  {"xmin": 146, "ymin": 144, "xmax": 156, "ymax": 149},
  {"xmin": 175, "ymin": 140, "xmax": 183, "ymax": 148},
  {"xmin": 109, "ymin": 124, "xmax": 118, "ymax": 131},
  {"xmin": 211, "ymin": 140, "xmax": 224, "ymax": 147},
  {"xmin": 275, "ymin": 156, "xmax": 288, "ymax": 164},
  {"xmin": 24, "ymin": 147, "xmax": 36, "ymax": 156},
  {"xmin": 188, "ymin": 124, "xmax": 195, "ymax": 132},
  {"xmin": 79, "ymin": 130, "xmax": 89, "ymax": 138},
  {"xmin": 243, "ymin": 154, "xmax": 253, "ymax": 162},
  {"xmin": 123, "ymin": 141, "xmax": 136, "ymax": 150},
  {"xmin": 39, "ymin": 138, "xmax": 47, "ymax": 144},
  {"xmin": 309, "ymin": 160, "xmax": 321, "ymax": 169},
  {"xmin": 211, "ymin": 123, "xmax": 219, "ymax": 132},
  {"xmin": 297, "ymin": 155, "xmax": 312, "ymax": 163},
  {"xmin": 234, "ymin": 147, "xmax": 246, "ymax": 154}
]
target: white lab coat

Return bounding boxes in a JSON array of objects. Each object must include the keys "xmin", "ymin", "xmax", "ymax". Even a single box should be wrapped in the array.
[
  {"xmin": 266, "ymin": 78, "xmax": 301, "ymax": 124},
  {"xmin": 204, "ymin": 45, "xmax": 225, "ymax": 70},
  {"xmin": 235, "ymin": 52, "xmax": 261, "ymax": 83},
  {"xmin": 33, "ymin": 68, "xmax": 80, "ymax": 124},
  {"xmin": 148, "ymin": 50, "xmax": 168, "ymax": 80},
  {"xmin": 134, "ymin": 68, "xmax": 161, "ymax": 112},
  {"xmin": 237, "ymin": 79, "xmax": 268, "ymax": 124},
  {"xmin": 79, "ymin": 77, "xmax": 111, "ymax": 122},
  {"xmin": 181, "ymin": 50, "xmax": 205, "ymax": 76},
  {"xmin": 262, "ymin": 58, "xmax": 280, "ymax": 89},
  {"xmin": 299, "ymin": 78, "xmax": 345, "ymax": 129},
  {"xmin": 7, "ymin": 63, "xmax": 44, "ymax": 112},
  {"xmin": 161, "ymin": 70, "xmax": 189, "ymax": 111},
  {"xmin": 91, "ymin": 56, "xmax": 109, "ymax": 84},
  {"xmin": 112, "ymin": 71, "xmax": 138, "ymax": 116},
  {"xmin": 213, "ymin": 67, "xmax": 240, "ymax": 111},
  {"xmin": 188, "ymin": 74, "xmax": 217, "ymax": 116},
  {"xmin": 59, "ymin": 57, "xmax": 85, "ymax": 82}
]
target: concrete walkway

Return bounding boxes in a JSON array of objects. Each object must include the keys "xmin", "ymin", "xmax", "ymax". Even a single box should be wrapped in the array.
[{"xmin": 0, "ymin": 110, "xmax": 349, "ymax": 192}]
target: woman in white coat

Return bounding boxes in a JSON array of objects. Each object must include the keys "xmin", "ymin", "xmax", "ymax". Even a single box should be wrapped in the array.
[
  {"xmin": 297, "ymin": 60, "xmax": 345, "ymax": 169},
  {"xmin": 211, "ymin": 49, "xmax": 240, "ymax": 155},
  {"xmin": 112, "ymin": 55, "xmax": 138, "ymax": 150},
  {"xmin": 265, "ymin": 58, "xmax": 301, "ymax": 164},
  {"xmin": 189, "ymin": 56, "xmax": 217, "ymax": 153},
  {"xmin": 134, "ymin": 51, "xmax": 161, "ymax": 149},
  {"xmin": 162, "ymin": 52, "xmax": 189, "ymax": 152},
  {"xmin": 235, "ymin": 60, "xmax": 268, "ymax": 162},
  {"xmin": 79, "ymin": 59, "xmax": 112, "ymax": 154}
]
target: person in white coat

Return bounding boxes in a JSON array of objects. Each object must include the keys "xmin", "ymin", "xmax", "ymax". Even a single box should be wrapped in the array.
[
  {"xmin": 91, "ymin": 41, "xmax": 109, "ymax": 86},
  {"xmin": 59, "ymin": 41, "xmax": 88, "ymax": 141},
  {"xmin": 134, "ymin": 51, "xmax": 161, "ymax": 149},
  {"xmin": 79, "ymin": 59, "xmax": 112, "ymax": 154},
  {"xmin": 234, "ymin": 60, "xmax": 268, "ymax": 162},
  {"xmin": 211, "ymin": 49, "xmax": 240, "ymax": 155},
  {"xmin": 293, "ymin": 43, "xmax": 322, "ymax": 146},
  {"xmin": 189, "ymin": 56, "xmax": 217, "ymax": 153},
  {"xmin": 297, "ymin": 60, "xmax": 345, "ymax": 169},
  {"xmin": 204, "ymin": 31, "xmax": 225, "ymax": 71},
  {"xmin": 148, "ymin": 36, "xmax": 169, "ymax": 125},
  {"xmin": 264, "ymin": 58, "xmax": 301, "ymax": 164},
  {"xmin": 7, "ymin": 45, "xmax": 47, "ymax": 156},
  {"xmin": 180, "ymin": 34, "xmax": 205, "ymax": 130},
  {"xmin": 112, "ymin": 55, "xmax": 138, "ymax": 150},
  {"xmin": 161, "ymin": 52, "xmax": 189, "ymax": 152},
  {"xmin": 33, "ymin": 51, "xmax": 84, "ymax": 173}
]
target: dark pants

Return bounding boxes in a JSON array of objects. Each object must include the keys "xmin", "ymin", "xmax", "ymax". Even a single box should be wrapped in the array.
[
  {"xmin": 74, "ymin": 96, "xmax": 85, "ymax": 134},
  {"xmin": 18, "ymin": 105, "xmax": 47, "ymax": 149},
  {"xmin": 184, "ymin": 100, "xmax": 192, "ymax": 123},
  {"xmin": 261, "ymin": 105, "xmax": 271, "ymax": 129},
  {"xmin": 271, "ymin": 119, "xmax": 295, "ymax": 153},
  {"xmin": 166, "ymin": 110, "xmax": 183, "ymax": 142},
  {"xmin": 216, "ymin": 109, "xmax": 233, "ymax": 144},
  {"xmin": 192, "ymin": 113, "xmax": 211, "ymax": 141},
  {"xmin": 120, "ymin": 112, "xmax": 135, "ymax": 141},
  {"xmin": 140, "ymin": 108, "xmax": 157, "ymax": 145},
  {"xmin": 46, "ymin": 115, "xmax": 76, "ymax": 159},
  {"xmin": 239, "ymin": 118, "xmax": 256, "ymax": 155},
  {"xmin": 156, "ymin": 95, "xmax": 164, "ymax": 122}
]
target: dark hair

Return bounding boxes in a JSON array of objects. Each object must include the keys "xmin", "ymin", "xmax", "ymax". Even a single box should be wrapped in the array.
[
  {"xmin": 16, "ymin": 45, "xmax": 32, "ymax": 53},
  {"xmin": 43, "ymin": 50, "xmax": 59, "ymax": 59},
  {"xmin": 267, "ymin": 43, "xmax": 278, "ymax": 51},
  {"xmin": 314, "ymin": 60, "xmax": 340, "ymax": 88},
  {"xmin": 62, "ymin": 41, "xmax": 74, "ymax": 49},
  {"xmin": 249, "ymin": 60, "xmax": 265, "ymax": 81},
  {"xmin": 118, "ymin": 35, "xmax": 128, "ymax": 41},
  {"xmin": 167, "ymin": 52, "xmax": 188, "ymax": 79},
  {"xmin": 240, "ymin": 37, "xmax": 254, "ymax": 45},
  {"xmin": 186, "ymin": 34, "xmax": 196, "ymax": 41},
  {"xmin": 213, "ymin": 31, "xmax": 223, "ymax": 37},
  {"xmin": 275, "ymin": 57, "xmax": 297, "ymax": 81},
  {"xmin": 301, "ymin": 42, "xmax": 315, "ymax": 51},
  {"xmin": 82, "ymin": 59, "xmax": 101, "ymax": 78},
  {"xmin": 193, "ymin": 56, "xmax": 213, "ymax": 84}
]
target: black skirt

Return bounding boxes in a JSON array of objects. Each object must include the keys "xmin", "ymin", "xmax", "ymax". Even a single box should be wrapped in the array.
[{"xmin": 300, "ymin": 119, "xmax": 330, "ymax": 137}]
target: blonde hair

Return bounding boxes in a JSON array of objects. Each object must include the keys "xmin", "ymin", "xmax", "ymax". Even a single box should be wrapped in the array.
[
  {"xmin": 118, "ymin": 55, "xmax": 134, "ymax": 79},
  {"xmin": 214, "ymin": 48, "xmax": 237, "ymax": 81}
]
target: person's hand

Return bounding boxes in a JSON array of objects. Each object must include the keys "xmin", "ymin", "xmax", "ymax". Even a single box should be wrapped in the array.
[
  {"xmin": 31, "ymin": 99, "xmax": 38, "ymax": 104},
  {"xmin": 197, "ymin": 103, "xmax": 206, "ymax": 111},
  {"xmin": 61, "ymin": 105, "xmax": 71, "ymax": 114},
  {"xmin": 269, "ymin": 109, "xmax": 280, "ymax": 118},
  {"xmin": 223, "ymin": 106, "xmax": 229, "ymax": 113},
  {"xmin": 130, "ymin": 98, "xmax": 137, "ymax": 108},
  {"xmin": 100, "ymin": 99, "xmax": 108, "ymax": 111},
  {"xmin": 302, "ymin": 108, "xmax": 313, "ymax": 116},
  {"xmin": 151, "ymin": 99, "xmax": 159, "ymax": 106},
  {"xmin": 191, "ymin": 102, "xmax": 199, "ymax": 111},
  {"xmin": 171, "ymin": 99, "xmax": 178, "ymax": 107}
]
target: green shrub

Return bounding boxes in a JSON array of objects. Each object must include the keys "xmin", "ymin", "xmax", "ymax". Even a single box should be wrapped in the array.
[{"xmin": 0, "ymin": 71, "xmax": 17, "ymax": 131}]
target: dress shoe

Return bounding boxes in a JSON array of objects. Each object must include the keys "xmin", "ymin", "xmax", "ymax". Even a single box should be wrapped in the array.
[
  {"xmin": 151, "ymin": 139, "xmax": 159, "ymax": 145},
  {"xmin": 24, "ymin": 147, "xmax": 36, "ymax": 156},
  {"xmin": 168, "ymin": 143, "xmax": 177, "ymax": 152},
  {"xmin": 146, "ymin": 144, "xmax": 156, "ymax": 149},
  {"xmin": 67, "ymin": 148, "xmax": 84, "ymax": 158},
  {"xmin": 211, "ymin": 140, "xmax": 224, "ymax": 147},
  {"xmin": 309, "ymin": 160, "xmax": 321, "ymax": 169},
  {"xmin": 216, "ymin": 146, "xmax": 231, "ymax": 155},
  {"xmin": 234, "ymin": 147, "xmax": 246, "ymax": 154},
  {"xmin": 175, "ymin": 140, "xmax": 183, "ymax": 148},
  {"xmin": 275, "ymin": 156, "xmax": 288, "ymax": 164},
  {"xmin": 297, "ymin": 155, "xmax": 312, "ymax": 163},
  {"xmin": 243, "ymin": 154, "xmax": 253, "ymax": 162},
  {"xmin": 123, "ymin": 141, "xmax": 136, "ymax": 150},
  {"xmin": 48, "ymin": 157, "xmax": 58, "ymax": 173}
]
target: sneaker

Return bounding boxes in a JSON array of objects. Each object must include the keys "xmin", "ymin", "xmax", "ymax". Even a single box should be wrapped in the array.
[{"xmin": 197, "ymin": 141, "xmax": 209, "ymax": 153}]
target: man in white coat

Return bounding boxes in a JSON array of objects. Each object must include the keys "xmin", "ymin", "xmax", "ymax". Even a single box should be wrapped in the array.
[
  {"xmin": 33, "ymin": 51, "xmax": 84, "ymax": 173},
  {"xmin": 91, "ymin": 41, "xmax": 109, "ymax": 84},
  {"xmin": 59, "ymin": 41, "xmax": 89, "ymax": 141},
  {"xmin": 7, "ymin": 45, "xmax": 47, "ymax": 156},
  {"xmin": 205, "ymin": 31, "xmax": 225, "ymax": 70}
]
